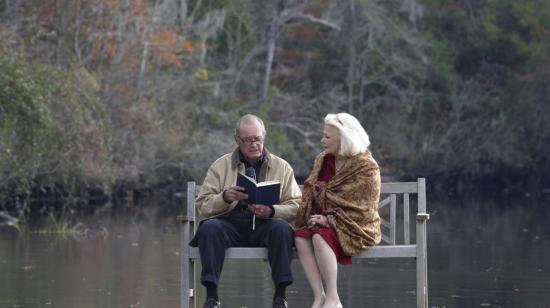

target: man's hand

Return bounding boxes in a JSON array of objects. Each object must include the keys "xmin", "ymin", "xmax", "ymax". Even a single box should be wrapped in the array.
[
  {"xmin": 223, "ymin": 186, "xmax": 248, "ymax": 203},
  {"xmin": 248, "ymin": 204, "xmax": 272, "ymax": 219}
]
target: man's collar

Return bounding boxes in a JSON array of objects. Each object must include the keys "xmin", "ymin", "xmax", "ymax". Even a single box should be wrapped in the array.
[{"xmin": 231, "ymin": 148, "xmax": 271, "ymax": 169}]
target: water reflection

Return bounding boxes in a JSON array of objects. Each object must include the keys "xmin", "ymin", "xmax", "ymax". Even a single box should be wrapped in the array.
[
  {"xmin": 0, "ymin": 198, "xmax": 549, "ymax": 308},
  {"xmin": 427, "ymin": 197, "xmax": 550, "ymax": 308},
  {"xmin": 0, "ymin": 217, "xmax": 181, "ymax": 308}
]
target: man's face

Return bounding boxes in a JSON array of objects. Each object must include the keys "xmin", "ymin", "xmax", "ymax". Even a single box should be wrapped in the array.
[{"xmin": 235, "ymin": 120, "xmax": 265, "ymax": 164}]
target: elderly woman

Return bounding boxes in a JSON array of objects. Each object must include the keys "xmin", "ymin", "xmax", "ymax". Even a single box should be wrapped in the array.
[{"xmin": 294, "ymin": 113, "xmax": 381, "ymax": 308}]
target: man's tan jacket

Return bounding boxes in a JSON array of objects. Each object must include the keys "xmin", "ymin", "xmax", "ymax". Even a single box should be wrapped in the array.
[{"xmin": 196, "ymin": 148, "xmax": 302, "ymax": 224}]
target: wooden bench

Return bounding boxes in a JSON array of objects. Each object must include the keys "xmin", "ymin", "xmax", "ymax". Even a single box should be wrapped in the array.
[{"xmin": 178, "ymin": 178, "xmax": 429, "ymax": 308}]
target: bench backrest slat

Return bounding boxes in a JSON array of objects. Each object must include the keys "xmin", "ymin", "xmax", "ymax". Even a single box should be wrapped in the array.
[
  {"xmin": 404, "ymin": 193, "xmax": 410, "ymax": 244},
  {"xmin": 378, "ymin": 196, "xmax": 391, "ymax": 209},
  {"xmin": 390, "ymin": 194, "xmax": 397, "ymax": 245},
  {"xmin": 381, "ymin": 182, "xmax": 418, "ymax": 194},
  {"xmin": 417, "ymin": 178, "xmax": 427, "ymax": 213}
]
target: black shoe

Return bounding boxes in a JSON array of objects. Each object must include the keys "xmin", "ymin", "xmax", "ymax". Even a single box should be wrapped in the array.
[
  {"xmin": 273, "ymin": 297, "xmax": 288, "ymax": 308},
  {"xmin": 203, "ymin": 298, "xmax": 221, "ymax": 308}
]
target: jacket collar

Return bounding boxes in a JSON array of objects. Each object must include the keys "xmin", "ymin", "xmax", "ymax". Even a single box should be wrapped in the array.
[{"xmin": 231, "ymin": 147, "xmax": 272, "ymax": 169}]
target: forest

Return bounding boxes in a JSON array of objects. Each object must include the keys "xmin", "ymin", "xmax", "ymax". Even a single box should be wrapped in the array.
[{"xmin": 1, "ymin": 0, "xmax": 549, "ymax": 218}]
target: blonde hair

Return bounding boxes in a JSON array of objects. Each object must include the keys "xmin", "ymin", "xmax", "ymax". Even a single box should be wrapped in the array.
[{"xmin": 324, "ymin": 113, "xmax": 370, "ymax": 156}]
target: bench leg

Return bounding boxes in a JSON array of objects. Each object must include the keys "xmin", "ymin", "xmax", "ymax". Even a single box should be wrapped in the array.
[
  {"xmin": 191, "ymin": 260, "xmax": 196, "ymax": 308},
  {"xmin": 181, "ymin": 223, "xmax": 189, "ymax": 308},
  {"xmin": 181, "ymin": 221, "xmax": 197, "ymax": 308},
  {"xmin": 416, "ymin": 217, "xmax": 428, "ymax": 308}
]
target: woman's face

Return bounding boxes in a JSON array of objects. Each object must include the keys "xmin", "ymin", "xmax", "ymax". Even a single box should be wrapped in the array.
[{"xmin": 322, "ymin": 124, "xmax": 340, "ymax": 155}]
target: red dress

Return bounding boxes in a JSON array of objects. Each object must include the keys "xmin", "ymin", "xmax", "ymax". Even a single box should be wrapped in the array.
[{"xmin": 295, "ymin": 155, "xmax": 352, "ymax": 265}]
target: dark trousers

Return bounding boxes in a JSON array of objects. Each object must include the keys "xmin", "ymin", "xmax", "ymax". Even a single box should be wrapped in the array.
[{"xmin": 190, "ymin": 210, "xmax": 294, "ymax": 287}]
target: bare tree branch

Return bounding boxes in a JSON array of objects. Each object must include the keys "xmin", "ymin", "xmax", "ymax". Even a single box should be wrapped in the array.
[{"xmin": 282, "ymin": 11, "xmax": 341, "ymax": 32}]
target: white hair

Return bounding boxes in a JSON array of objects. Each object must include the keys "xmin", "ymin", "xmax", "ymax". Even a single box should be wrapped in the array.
[
  {"xmin": 235, "ymin": 114, "xmax": 266, "ymax": 137},
  {"xmin": 324, "ymin": 113, "xmax": 371, "ymax": 156}
]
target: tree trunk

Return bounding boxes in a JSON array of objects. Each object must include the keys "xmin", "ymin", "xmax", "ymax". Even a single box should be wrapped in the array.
[
  {"xmin": 346, "ymin": 0, "xmax": 357, "ymax": 114},
  {"xmin": 257, "ymin": 12, "xmax": 278, "ymax": 106}
]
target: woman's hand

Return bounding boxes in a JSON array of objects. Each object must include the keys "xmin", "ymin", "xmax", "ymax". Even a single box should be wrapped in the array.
[{"xmin": 307, "ymin": 214, "xmax": 328, "ymax": 229}]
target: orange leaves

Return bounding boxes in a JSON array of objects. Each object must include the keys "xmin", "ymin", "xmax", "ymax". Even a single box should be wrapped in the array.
[
  {"xmin": 183, "ymin": 40, "xmax": 194, "ymax": 52},
  {"xmin": 127, "ymin": 0, "xmax": 147, "ymax": 20},
  {"xmin": 105, "ymin": 38, "xmax": 117, "ymax": 57},
  {"xmin": 151, "ymin": 29, "xmax": 182, "ymax": 67},
  {"xmin": 56, "ymin": 0, "xmax": 207, "ymax": 71},
  {"xmin": 154, "ymin": 29, "xmax": 178, "ymax": 48}
]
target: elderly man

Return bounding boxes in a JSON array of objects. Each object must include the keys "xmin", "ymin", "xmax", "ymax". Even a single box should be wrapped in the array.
[{"xmin": 190, "ymin": 114, "xmax": 301, "ymax": 308}]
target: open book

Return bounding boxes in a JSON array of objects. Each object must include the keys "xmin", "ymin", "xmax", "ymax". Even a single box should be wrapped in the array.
[{"xmin": 236, "ymin": 173, "xmax": 281, "ymax": 206}]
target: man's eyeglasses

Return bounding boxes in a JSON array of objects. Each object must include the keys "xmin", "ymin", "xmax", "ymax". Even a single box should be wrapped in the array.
[{"xmin": 237, "ymin": 135, "xmax": 265, "ymax": 145}]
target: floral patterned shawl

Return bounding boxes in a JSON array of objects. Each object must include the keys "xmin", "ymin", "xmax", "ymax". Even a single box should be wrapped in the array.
[{"xmin": 295, "ymin": 151, "xmax": 381, "ymax": 256}]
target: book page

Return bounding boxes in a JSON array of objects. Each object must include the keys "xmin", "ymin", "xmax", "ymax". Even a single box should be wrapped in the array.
[
  {"xmin": 257, "ymin": 180, "xmax": 280, "ymax": 187},
  {"xmin": 240, "ymin": 174, "xmax": 256, "ymax": 183}
]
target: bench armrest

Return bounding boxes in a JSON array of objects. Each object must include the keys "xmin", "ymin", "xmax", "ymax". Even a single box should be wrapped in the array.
[{"xmin": 416, "ymin": 213, "xmax": 430, "ymax": 221}]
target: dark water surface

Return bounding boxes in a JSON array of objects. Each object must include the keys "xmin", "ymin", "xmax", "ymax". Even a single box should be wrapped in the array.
[{"xmin": 1, "ymin": 197, "xmax": 549, "ymax": 308}]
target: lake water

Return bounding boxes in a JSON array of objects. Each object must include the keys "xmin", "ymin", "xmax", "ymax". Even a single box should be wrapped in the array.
[{"xmin": 1, "ymin": 196, "xmax": 549, "ymax": 308}]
